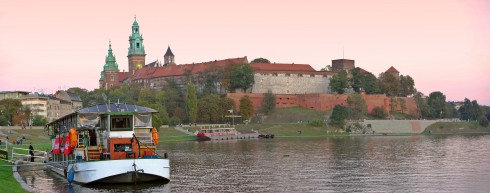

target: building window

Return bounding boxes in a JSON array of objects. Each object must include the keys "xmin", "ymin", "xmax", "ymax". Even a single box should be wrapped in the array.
[
  {"xmin": 111, "ymin": 75, "xmax": 114, "ymax": 81},
  {"xmin": 298, "ymin": 74, "xmax": 303, "ymax": 77},
  {"xmin": 136, "ymin": 43, "xmax": 140, "ymax": 48},
  {"xmin": 286, "ymin": 73, "xmax": 290, "ymax": 77},
  {"xmin": 272, "ymin": 73, "xmax": 278, "ymax": 77}
]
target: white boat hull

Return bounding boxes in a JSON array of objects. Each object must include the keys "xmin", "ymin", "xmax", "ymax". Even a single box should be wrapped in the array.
[{"xmin": 50, "ymin": 159, "xmax": 170, "ymax": 184}]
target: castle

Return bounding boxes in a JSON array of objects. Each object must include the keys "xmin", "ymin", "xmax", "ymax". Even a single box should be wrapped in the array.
[{"xmin": 98, "ymin": 18, "xmax": 417, "ymax": 117}]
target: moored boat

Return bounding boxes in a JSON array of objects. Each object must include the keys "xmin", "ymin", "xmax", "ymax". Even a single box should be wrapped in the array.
[
  {"xmin": 45, "ymin": 103, "xmax": 170, "ymax": 184},
  {"xmin": 196, "ymin": 127, "xmax": 259, "ymax": 141}
]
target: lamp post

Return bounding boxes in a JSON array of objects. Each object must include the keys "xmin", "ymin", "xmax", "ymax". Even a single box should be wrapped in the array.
[{"xmin": 225, "ymin": 109, "xmax": 241, "ymax": 127}]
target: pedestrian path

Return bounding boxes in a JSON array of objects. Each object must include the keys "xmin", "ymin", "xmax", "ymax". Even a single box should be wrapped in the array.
[{"xmin": 174, "ymin": 126, "xmax": 196, "ymax": 136}]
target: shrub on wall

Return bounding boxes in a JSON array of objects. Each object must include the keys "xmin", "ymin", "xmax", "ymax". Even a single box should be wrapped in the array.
[{"xmin": 371, "ymin": 106, "xmax": 388, "ymax": 119}]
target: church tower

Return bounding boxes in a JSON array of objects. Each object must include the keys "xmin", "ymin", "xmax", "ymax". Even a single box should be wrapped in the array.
[
  {"xmin": 99, "ymin": 41, "xmax": 120, "ymax": 89},
  {"xmin": 164, "ymin": 46, "xmax": 175, "ymax": 65},
  {"xmin": 127, "ymin": 17, "xmax": 146, "ymax": 77}
]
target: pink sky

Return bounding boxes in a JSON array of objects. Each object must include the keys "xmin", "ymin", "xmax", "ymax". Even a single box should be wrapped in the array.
[{"xmin": 1, "ymin": 0, "xmax": 489, "ymax": 105}]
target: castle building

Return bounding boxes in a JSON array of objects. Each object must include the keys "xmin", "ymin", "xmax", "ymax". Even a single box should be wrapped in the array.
[
  {"xmin": 332, "ymin": 59, "xmax": 355, "ymax": 73},
  {"xmin": 98, "ymin": 18, "xmax": 395, "ymax": 96}
]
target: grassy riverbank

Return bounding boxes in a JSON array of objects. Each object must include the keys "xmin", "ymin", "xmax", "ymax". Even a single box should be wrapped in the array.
[
  {"xmin": 424, "ymin": 122, "xmax": 490, "ymax": 134},
  {"xmin": 0, "ymin": 160, "xmax": 27, "ymax": 193}
]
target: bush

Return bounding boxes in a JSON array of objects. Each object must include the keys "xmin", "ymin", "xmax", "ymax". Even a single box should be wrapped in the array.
[
  {"xmin": 479, "ymin": 116, "xmax": 489, "ymax": 127},
  {"xmin": 371, "ymin": 106, "xmax": 388, "ymax": 119},
  {"xmin": 308, "ymin": 119, "xmax": 324, "ymax": 127},
  {"xmin": 169, "ymin": 116, "xmax": 181, "ymax": 127}
]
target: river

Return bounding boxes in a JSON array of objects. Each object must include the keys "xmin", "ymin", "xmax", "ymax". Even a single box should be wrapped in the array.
[{"xmin": 18, "ymin": 135, "xmax": 490, "ymax": 192}]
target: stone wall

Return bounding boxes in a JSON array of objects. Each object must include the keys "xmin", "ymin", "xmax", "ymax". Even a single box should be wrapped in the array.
[
  {"xmin": 361, "ymin": 120, "xmax": 437, "ymax": 134},
  {"xmin": 251, "ymin": 73, "xmax": 332, "ymax": 94}
]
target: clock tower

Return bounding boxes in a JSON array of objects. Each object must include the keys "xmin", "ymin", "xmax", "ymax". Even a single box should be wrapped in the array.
[{"xmin": 127, "ymin": 16, "xmax": 146, "ymax": 77}]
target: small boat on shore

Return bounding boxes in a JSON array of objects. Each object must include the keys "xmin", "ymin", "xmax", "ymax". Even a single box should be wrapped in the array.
[
  {"xmin": 196, "ymin": 128, "xmax": 259, "ymax": 141},
  {"xmin": 45, "ymin": 103, "xmax": 170, "ymax": 184}
]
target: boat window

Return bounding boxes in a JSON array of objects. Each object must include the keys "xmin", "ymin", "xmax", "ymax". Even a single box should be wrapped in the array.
[
  {"xmin": 134, "ymin": 113, "xmax": 152, "ymax": 128},
  {"xmin": 110, "ymin": 116, "xmax": 132, "ymax": 131},
  {"xmin": 114, "ymin": 144, "xmax": 132, "ymax": 152}
]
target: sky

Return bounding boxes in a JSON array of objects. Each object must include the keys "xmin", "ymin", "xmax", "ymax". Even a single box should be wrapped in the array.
[{"xmin": 1, "ymin": 0, "xmax": 489, "ymax": 105}]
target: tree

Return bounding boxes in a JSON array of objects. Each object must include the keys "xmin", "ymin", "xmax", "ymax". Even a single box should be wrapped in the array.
[
  {"xmin": 379, "ymin": 72, "xmax": 400, "ymax": 97},
  {"xmin": 371, "ymin": 106, "xmax": 388, "ymax": 119},
  {"xmin": 398, "ymin": 75, "xmax": 416, "ymax": 97},
  {"xmin": 261, "ymin": 92, "xmax": 276, "ymax": 115},
  {"xmin": 0, "ymin": 99, "xmax": 23, "ymax": 125},
  {"xmin": 12, "ymin": 107, "xmax": 31, "ymax": 129},
  {"xmin": 186, "ymin": 80, "xmax": 198, "ymax": 123},
  {"xmin": 229, "ymin": 62, "xmax": 255, "ymax": 92},
  {"xmin": 196, "ymin": 64, "xmax": 224, "ymax": 96},
  {"xmin": 251, "ymin": 58, "xmax": 270, "ymax": 63},
  {"xmin": 320, "ymin": 65, "xmax": 332, "ymax": 71},
  {"xmin": 350, "ymin": 68, "xmax": 363, "ymax": 93},
  {"xmin": 239, "ymin": 95, "xmax": 254, "ymax": 120},
  {"xmin": 360, "ymin": 72, "xmax": 382, "ymax": 94},
  {"xmin": 197, "ymin": 94, "xmax": 222, "ymax": 123},
  {"xmin": 459, "ymin": 98, "xmax": 483, "ymax": 121},
  {"xmin": 347, "ymin": 93, "xmax": 367, "ymax": 120},
  {"xmin": 479, "ymin": 116, "xmax": 489, "ymax": 127},
  {"xmin": 414, "ymin": 92, "xmax": 431, "ymax": 119},
  {"xmin": 349, "ymin": 68, "xmax": 381, "ymax": 94},
  {"xmin": 32, "ymin": 115, "xmax": 47, "ymax": 126},
  {"xmin": 427, "ymin": 91, "xmax": 447, "ymax": 118},
  {"xmin": 329, "ymin": 105, "xmax": 348, "ymax": 128},
  {"xmin": 329, "ymin": 70, "xmax": 349, "ymax": 94}
]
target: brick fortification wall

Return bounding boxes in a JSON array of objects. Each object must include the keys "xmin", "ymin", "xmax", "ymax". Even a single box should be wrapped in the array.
[{"xmin": 227, "ymin": 93, "xmax": 418, "ymax": 117}]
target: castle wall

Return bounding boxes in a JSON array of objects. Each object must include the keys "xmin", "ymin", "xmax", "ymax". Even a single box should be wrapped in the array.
[
  {"xmin": 251, "ymin": 73, "xmax": 332, "ymax": 94},
  {"xmin": 226, "ymin": 93, "xmax": 419, "ymax": 117}
]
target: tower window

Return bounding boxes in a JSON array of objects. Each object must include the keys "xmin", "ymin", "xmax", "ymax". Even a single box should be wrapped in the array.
[{"xmin": 136, "ymin": 43, "xmax": 140, "ymax": 48}]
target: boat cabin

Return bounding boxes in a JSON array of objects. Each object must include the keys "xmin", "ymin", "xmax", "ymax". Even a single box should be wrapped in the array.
[{"xmin": 45, "ymin": 103, "xmax": 159, "ymax": 163}]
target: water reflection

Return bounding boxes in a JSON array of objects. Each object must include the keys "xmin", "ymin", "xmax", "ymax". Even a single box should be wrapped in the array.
[{"xmin": 19, "ymin": 135, "xmax": 490, "ymax": 192}]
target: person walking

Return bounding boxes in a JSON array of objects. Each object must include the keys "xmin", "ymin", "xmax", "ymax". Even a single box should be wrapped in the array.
[{"xmin": 29, "ymin": 143, "xmax": 34, "ymax": 162}]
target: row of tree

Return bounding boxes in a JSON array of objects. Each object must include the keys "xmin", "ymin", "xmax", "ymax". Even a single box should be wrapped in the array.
[
  {"xmin": 329, "ymin": 67, "xmax": 416, "ymax": 97},
  {"xmin": 0, "ymin": 99, "xmax": 47, "ymax": 128},
  {"xmin": 329, "ymin": 91, "xmax": 490, "ymax": 128}
]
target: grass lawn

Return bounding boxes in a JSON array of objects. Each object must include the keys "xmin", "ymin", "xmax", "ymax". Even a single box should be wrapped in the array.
[
  {"xmin": 236, "ymin": 123, "xmax": 345, "ymax": 137},
  {"xmin": 160, "ymin": 136, "xmax": 196, "ymax": 141},
  {"xmin": 158, "ymin": 127, "xmax": 189, "ymax": 136},
  {"xmin": 0, "ymin": 160, "xmax": 27, "ymax": 193},
  {"xmin": 259, "ymin": 106, "xmax": 331, "ymax": 124},
  {"xmin": 424, "ymin": 122, "xmax": 490, "ymax": 134}
]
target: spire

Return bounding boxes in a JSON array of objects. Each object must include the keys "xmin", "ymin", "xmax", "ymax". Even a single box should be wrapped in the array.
[
  {"xmin": 164, "ymin": 45, "xmax": 175, "ymax": 65},
  {"xmin": 104, "ymin": 41, "xmax": 118, "ymax": 71},
  {"xmin": 164, "ymin": 46, "xmax": 174, "ymax": 57}
]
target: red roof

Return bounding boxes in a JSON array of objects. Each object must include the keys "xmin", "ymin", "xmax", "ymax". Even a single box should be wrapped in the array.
[
  {"xmin": 118, "ymin": 72, "xmax": 130, "ymax": 82},
  {"xmin": 250, "ymin": 63, "xmax": 315, "ymax": 72},
  {"xmin": 386, "ymin": 66, "xmax": 399, "ymax": 73},
  {"xmin": 132, "ymin": 57, "xmax": 248, "ymax": 80}
]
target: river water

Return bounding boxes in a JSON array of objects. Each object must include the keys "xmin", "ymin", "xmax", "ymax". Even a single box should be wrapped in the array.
[{"xmin": 19, "ymin": 135, "xmax": 490, "ymax": 193}]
